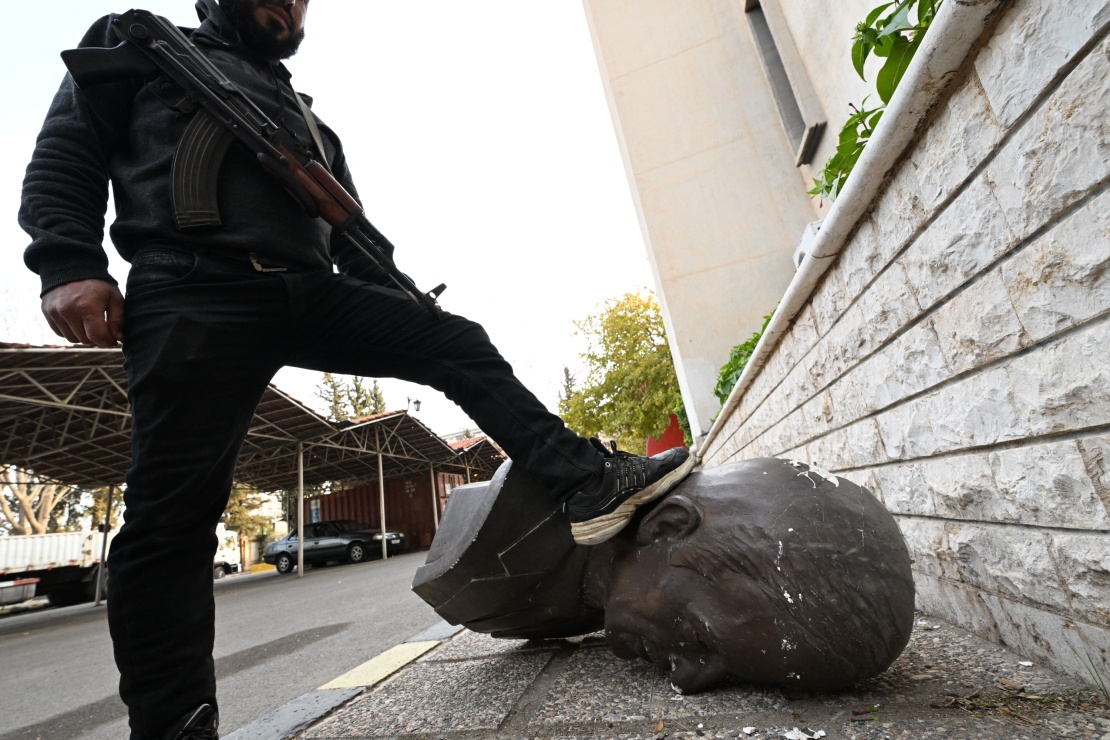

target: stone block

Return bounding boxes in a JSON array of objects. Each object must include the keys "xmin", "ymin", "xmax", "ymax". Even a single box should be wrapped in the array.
[
  {"xmin": 912, "ymin": 572, "xmax": 1003, "ymax": 641},
  {"xmin": 877, "ymin": 402, "xmax": 939, "ymax": 460},
  {"xmin": 800, "ymin": 429, "xmax": 834, "ymax": 468},
  {"xmin": 896, "ymin": 518, "xmax": 946, "ymax": 577},
  {"xmin": 900, "ymin": 174, "xmax": 1018, "ymax": 313},
  {"xmin": 872, "ymin": 462, "xmax": 935, "ymax": 518},
  {"xmin": 879, "ymin": 320, "xmax": 953, "ymax": 404},
  {"xmin": 844, "ymin": 300, "xmax": 882, "ymax": 360},
  {"xmin": 735, "ymin": 379, "xmax": 759, "ymax": 424},
  {"xmin": 975, "ymin": 590, "xmax": 1110, "ymax": 689},
  {"xmin": 743, "ymin": 393, "xmax": 779, "ymax": 442},
  {"xmin": 852, "ymin": 347, "xmax": 901, "ymax": 412},
  {"xmin": 985, "ymin": 33, "xmax": 1110, "ymax": 241},
  {"xmin": 974, "ymin": 0, "xmax": 1110, "ymax": 127},
  {"xmin": 1049, "ymin": 533, "xmax": 1110, "ymax": 626},
  {"xmin": 809, "ymin": 262, "xmax": 850, "ymax": 339},
  {"xmin": 924, "ymin": 365, "xmax": 1024, "ymax": 451},
  {"xmin": 841, "ymin": 418, "xmax": 888, "ymax": 469},
  {"xmin": 837, "ymin": 468, "xmax": 885, "ymax": 503},
  {"xmin": 1006, "ymin": 318, "xmax": 1110, "ymax": 437},
  {"xmin": 990, "ymin": 439, "xmax": 1110, "ymax": 529},
  {"xmin": 838, "ymin": 217, "xmax": 883, "ymax": 303},
  {"xmin": 858, "ymin": 262, "xmax": 922, "ymax": 349},
  {"xmin": 800, "ymin": 389, "xmax": 837, "ymax": 438},
  {"xmin": 932, "ymin": 270, "xmax": 1031, "ymax": 375},
  {"xmin": 742, "ymin": 363, "xmax": 774, "ymax": 416},
  {"xmin": 946, "ymin": 525, "xmax": 1071, "ymax": 611},
  {"xmin": 782, "ymin": 442, "xmax": 810, "ymax": 467},
  {"xmin": 916, "ymin": 572, "xmax": 1110, "ymax": 688},
  {"xmin": 707, "ymin": 430, "xmax": 736, "ymax": 467},
  {"xmin": 756, "ymin": 415, "xmax": 784, "ymax": 457},
  {"xmin": 820, "ymin": 430, "xmax": 857, "ymax": 470},
  {"xmin": 775, "ymin": 358, "xmax": 808, "ymax": 415},
  {"xmin": 872, "ymin": 161, "xmax": 927, "ymax": 262},
  {"xmin": 773, "ymin": 328, "xmax": 801, "ymax": 378},
  {"xmin": 762, "ymin": 345, "xmax": 791, "ymax": 397},
  {"xmin": 725, "ymin": 428, "xmax": 748, "ymax": 461},
  {"xmin": 1077, "ymin": 435, "xmax": 1110, "ymax": 514},
  {"xmin": 915, "ymin": 453, "xmax": 1011, "ymax": 522},
  {"xmin": 801, "ymin": 334, "xmax": 834, "ymax": 399},
  {"xmin": 1002, "ymin": 188, "xmax": 1110, "ymax": 343},
  {"xmin": 829, "ymin": 367, "xmax": 867, "ymax": 422},
  {"xmin": 910, "ymin": 74, "xmax": 1007, "ymax": 212},
  {"xmin": 791, "ymin": 303, "xmax": 821, "ymax": 361},
  {"xmin": 777, "ymin": 406, "xmax": 808, "ymax": 453}
]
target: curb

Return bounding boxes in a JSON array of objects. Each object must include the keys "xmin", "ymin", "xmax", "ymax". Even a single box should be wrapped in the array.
[{"xmin": 224, "ymin": 620, "xmax": 463, "ymax": 740}]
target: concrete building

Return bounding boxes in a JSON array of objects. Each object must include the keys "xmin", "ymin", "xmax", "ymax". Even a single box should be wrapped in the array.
[
  {"xmin": 584, "ymin": 0, "xmax": 1110, "ymax": 686},
  {"xmin": 583, "ymin": 0, "xmax": 880, "ymax": 437}
]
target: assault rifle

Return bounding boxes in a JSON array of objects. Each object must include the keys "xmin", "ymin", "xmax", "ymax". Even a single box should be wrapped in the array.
[{"xmin": 61, "ymin": 8, "xmax": 446, "ymax": 316}]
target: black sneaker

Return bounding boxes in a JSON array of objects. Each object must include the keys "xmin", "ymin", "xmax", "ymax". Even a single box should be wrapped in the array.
[
  {"xmin": 163, "ymin": 704, "xmax": 218, "ymax": 740},
  {"xmin": 566, "ymin": 438, "xmax": 695, "ymax": 545}
]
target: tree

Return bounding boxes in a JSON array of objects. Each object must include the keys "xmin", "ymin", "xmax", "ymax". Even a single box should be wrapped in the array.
[
  {"xmin": 222, "ymin": 484, "xmax": 269, "ymax": 539},
  {"xmin": 559, "ymin": 366, "xmax": 576, "ymax": 406},
  {"xmin": 0, "ymin": 467, "xmax": 79, "ymax": 535},
  {"xmin": 558, "ymin": 292, "xmax": 687, "ymax": 455},
  {"xmin": 348, "ymin": 376, "xmax": 387, "ymax": 418},
  {"xmin": 316, "ymin": 373, "xmax": 388, "ymax": 421}
]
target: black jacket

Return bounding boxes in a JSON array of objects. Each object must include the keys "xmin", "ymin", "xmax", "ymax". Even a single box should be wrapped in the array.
[{"xmin": 19, "ymin": 0, "xmax": 390, "ymax": 296}]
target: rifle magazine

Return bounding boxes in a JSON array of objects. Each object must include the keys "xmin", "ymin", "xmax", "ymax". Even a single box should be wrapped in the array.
[{"xmin": 171, "ymin": 111, "xmax": 235, "ymax": 229}]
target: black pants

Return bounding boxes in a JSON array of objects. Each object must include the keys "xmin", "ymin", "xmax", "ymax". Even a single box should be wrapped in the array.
[{"xmin": 109, "ymin": 245, "xmax": 600, "ymax": 738}]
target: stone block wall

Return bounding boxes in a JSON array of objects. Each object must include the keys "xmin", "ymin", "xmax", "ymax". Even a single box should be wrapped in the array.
[{"xmin": 702, "ymin": 0, "xmax": 1110, "ymax": 684}]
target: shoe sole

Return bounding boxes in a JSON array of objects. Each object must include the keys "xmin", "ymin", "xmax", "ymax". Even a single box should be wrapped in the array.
[{"xmin": 570, "ymin": 454, "xmax": 696, "ymax": 546}]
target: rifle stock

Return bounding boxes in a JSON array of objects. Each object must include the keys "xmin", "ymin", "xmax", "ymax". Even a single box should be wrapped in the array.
[{"xmin": 61, "ymin": 42, "xmax": 155, "ymax": 87}]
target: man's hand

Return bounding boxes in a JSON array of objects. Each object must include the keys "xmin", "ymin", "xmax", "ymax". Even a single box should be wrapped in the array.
[{"xmin": 41, "ymin": 279, "xmax": 125, "ymax": 348}]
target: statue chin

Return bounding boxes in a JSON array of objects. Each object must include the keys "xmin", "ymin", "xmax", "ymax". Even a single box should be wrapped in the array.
[{"xmin": 413, "ymin": 457, "xmax": 915, "ymax": 694}]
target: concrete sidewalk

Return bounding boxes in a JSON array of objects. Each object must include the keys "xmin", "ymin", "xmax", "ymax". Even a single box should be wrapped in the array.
[{"xmin": 262, "ymin": 614, "xmax": 1108, "ymax": 739}]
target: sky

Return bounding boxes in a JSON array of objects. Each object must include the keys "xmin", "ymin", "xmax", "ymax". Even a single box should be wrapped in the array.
[{"xmin": 0, "ymin": 1, "xmax": 657, "ymax": 437}]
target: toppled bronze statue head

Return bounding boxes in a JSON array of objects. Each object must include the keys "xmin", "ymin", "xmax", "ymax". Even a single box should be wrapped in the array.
[
  {"xmin": 413, "ymin": 457, "xmax": 914, "ymax": 694},
  {"xmin": 598, "ymin": 458, "xmax": 914, "ymax": 692}
]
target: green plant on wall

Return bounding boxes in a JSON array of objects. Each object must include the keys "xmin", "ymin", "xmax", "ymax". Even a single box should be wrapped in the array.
[
  {"xmin": 808, "ymin": 0, "xmax": 943, "ymax": 203},
  {"xmin": 714, "ymin": 312, "xmax": 773, "ymax": 405}
]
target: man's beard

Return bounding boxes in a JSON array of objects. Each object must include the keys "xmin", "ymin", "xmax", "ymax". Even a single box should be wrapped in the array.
[{"xmin": 222, "ymin": 0, "xmax": 305, "ymax": 60}]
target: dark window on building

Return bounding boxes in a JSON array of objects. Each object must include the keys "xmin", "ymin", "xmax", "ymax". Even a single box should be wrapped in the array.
[{"xmin": 744, "ymin": 0, "xmax": 825, "ymax": 165}]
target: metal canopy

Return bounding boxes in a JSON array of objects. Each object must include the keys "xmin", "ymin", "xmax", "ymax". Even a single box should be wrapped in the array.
[
  {"xmin": 0, "ymin": 344, "xmax": 503, "ymax": 491},
  {"xmin": 450, "ymin": 436, "xmax": 507, "ymax": 481},
  {"xmin": 234, "ymin": 411, "xmax": 462, "ymax": 491}
]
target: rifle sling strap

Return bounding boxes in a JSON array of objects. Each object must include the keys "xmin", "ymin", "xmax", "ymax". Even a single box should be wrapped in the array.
[{"xmin": 294, "ymin": 92, "xmax": 330, "ymax": 171}]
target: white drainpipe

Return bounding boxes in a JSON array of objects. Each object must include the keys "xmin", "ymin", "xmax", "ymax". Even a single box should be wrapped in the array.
[{"xmin": 698, "ymin": 0, "xmax": 1006, "ymax": 460}]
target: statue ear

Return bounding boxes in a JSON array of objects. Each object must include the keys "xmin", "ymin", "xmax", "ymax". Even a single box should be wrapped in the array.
[{"xmin": 636, "ymin": 494, "xmax": 701, "ymax": 546}]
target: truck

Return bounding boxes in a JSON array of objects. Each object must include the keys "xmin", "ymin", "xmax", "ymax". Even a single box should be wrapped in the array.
[
  {"xmin": 0, "ymin": 523, "xmax": 242, "ymax": 606},
  {"xmin": 212, "ymin": 524, "xmax": 242, "ymax": 580},
  {"xmin": 0, "ymin": 529, "xmax": 113, "ymax": 606}
]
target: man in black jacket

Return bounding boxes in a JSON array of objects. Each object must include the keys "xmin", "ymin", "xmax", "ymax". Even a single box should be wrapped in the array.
[{"xmin": 19, "ymin": 1, "xmax": 693, "ymax": 738}]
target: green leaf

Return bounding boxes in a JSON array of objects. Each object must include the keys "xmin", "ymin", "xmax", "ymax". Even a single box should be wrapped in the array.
[
  {"xmin": 852, "ymin": 39, "xmax": 870, "ymax": 80},
  {"xmin": 864, "ymin": 2, "xmax": 894, "ymax": 27},
  {"xmin": 871, "ymin": 33, "xmax": 896, "ymax": 58},
  {"xmin": 878, "ymin": 0, "xmax": 915, "ymax": 38},
  {"xmin": 713, "ymin": 313, "xmax": 774, "ymax": 403},
  {"xmin": 876, "ymin": 34, "xmax": 916, "ymax": 104}
]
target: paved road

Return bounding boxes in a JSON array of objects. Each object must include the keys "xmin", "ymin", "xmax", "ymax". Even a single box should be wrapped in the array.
[{"xmin": 0, "ymin": 550, "xmax": 439, "ymax": 739}]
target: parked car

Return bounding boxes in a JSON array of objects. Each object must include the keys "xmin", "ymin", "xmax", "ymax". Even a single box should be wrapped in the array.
[{"xmin": 263, "ymin": 520, "xmax": 405, "ymax": 574}]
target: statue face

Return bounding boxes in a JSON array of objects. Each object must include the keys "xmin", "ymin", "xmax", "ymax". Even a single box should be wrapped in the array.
[
  {"xmin": 601, "ymin": 459, "xmax": 915, "ymax": 693},
  {"xmin": 603, "ymin": 520, "xmax": 739, "ymax": 693},
  {"xmin": 602, "ymin": 493, "xmax": 777, "ymax": 693}
]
